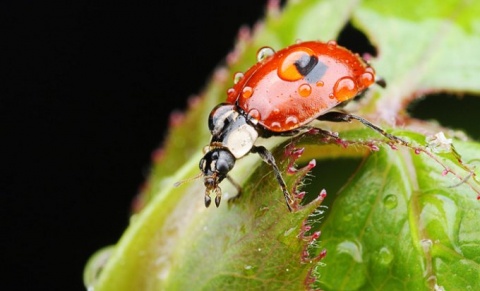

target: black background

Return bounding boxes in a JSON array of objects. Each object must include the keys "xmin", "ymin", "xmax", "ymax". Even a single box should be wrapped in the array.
[
  {"xmin": 2, "ymin": 1, "xmax": 268, "ymax": 290},
  {"xmin": 2, "ymin": 1, "xmax": 479, "ymax": 290}
]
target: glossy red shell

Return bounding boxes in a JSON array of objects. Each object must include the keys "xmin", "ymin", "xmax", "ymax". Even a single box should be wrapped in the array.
[{"xmin": 226, "ymin": 41, "xmax": 376, "ymax": 132}]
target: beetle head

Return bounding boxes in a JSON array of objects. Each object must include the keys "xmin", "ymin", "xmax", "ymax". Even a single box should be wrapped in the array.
[{"xmin": 199, "ymin": 148, "xmax": 235, "ymax": 207}]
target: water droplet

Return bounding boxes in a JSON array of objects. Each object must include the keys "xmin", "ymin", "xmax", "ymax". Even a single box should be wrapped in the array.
[
  {"xmin": 365, "ymin": 66, "xmax": 375, "ymax": 75},
  {"xmin": 337, "ymin": 240, "xmax": 362, "ymax": 262},
  {"xmin": 333, "ymin": 76, "xmax": 358, "ymax": 101},
  {"xmin": 227, "ymin": 87, "xmax": 236, "ymax": 97},
  {"xmin": 316, "ymin": 80, "xmax": 324, "ymax": 87},
  {"xmin": 242, "ymin": 86, "xmax": 253, "ymax": 98},
  {"xmin": 378, "ymin": 246, "xmax": 394, "ymax": 265},
  {"xmin": 272, "ymin": 108, "xmax": 280, "ymax": 114},
  {"xmin": 270, "ymin": 121, "xmax": 281, "ymax": 130},
  {"xmin": 84, "ymin": 246, "xmax": 115, "ymax": 289},
  {"xmin": 333, "ymin": 240, "xmax": 367, "ymax": 289},
  {"xmin": 327, "ymin": 40, "xmax": 337, "ymax": 48},
  {"xmin": 247, "ymin": 108, "xmax": 261, "ymax": 121},
  {"xmin": 420, "ymin": 239, "xmax": 433, "ymax": 251},
  {"xmin": 233, "ymin": 72, "xmax": 244, "ymax": 84},
  {"xmin": 426, "ymin": 132, "xmax": 453, "ymax": 153},
  {"xmin": 383, "ymin": 194, "xmax": 398, "ymax": 209},
  {"xmin": 256, "ymin": 46, "xmax": 275, "ymax": 62},
  {"xmin": 243, "ymin": 264, "xmax": 255, "ymax": 276},
  {"xmin": 359, "ymin": 71, "xmax": 375, "ymax": 87},
  {"xmin": 285, "ymin": 115, "xmax": 299, "ymax": 126},
  {"xmin": 298, "ymin": 83, "xmax": 312, "ymax": 97}
]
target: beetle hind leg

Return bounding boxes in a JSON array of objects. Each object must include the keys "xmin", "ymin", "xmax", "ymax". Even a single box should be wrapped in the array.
[{"xmin": 317, "ymin": 111, "xmax": 408, "ymax": 145}]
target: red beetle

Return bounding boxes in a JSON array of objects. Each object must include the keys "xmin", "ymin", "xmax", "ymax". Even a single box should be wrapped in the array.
[{"xmin": 199, "ymin": 40, "xmax": 405, "ymax": 211}]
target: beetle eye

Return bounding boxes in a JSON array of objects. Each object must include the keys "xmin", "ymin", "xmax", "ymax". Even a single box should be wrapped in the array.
[
  {"xmin": 216, "ymin": 159, "xmax": 229, "ymax": 174},
  {"xmin": 215, "ymin": 150, "xmax": 235, "ymax": 175}
]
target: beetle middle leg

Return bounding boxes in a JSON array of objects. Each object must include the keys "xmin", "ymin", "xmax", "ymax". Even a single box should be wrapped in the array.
[
  {"xmin": 227, "ymin": 146, "xmax": 294, "ymax": 211},
  {"xmin": 251, "ymin": 145, "xmax": 294, "ymax": 212}
]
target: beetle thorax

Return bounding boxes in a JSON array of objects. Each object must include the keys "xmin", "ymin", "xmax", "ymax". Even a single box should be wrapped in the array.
[
  {"xmin": 222, "ymin": 120, "xmax": 258, "ymax": 158},
  {"xmin": 208, "ymin": 104, "xmax": 259, "ymax": 159}
]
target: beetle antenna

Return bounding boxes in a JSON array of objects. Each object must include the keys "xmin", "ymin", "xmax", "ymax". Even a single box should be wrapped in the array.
[{"xmin": 174, "ymin": 172, "xmax": 203, "ymax": 187}]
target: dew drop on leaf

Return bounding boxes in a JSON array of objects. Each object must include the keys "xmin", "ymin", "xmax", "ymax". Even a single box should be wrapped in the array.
[
  {"xmin": 378, "ymin": 246, "xmax": 394, "ymax": 266},
  {"xmin": 243, "ymin": 265, "xmax": 255, "ymax": 276},
  {"xmin": 383, "ymin": 194, "xmax": 398, "ymax": 209},
  {"xmin": 334, "ymin": 240, "xmax": 367, "ymax": 289}
]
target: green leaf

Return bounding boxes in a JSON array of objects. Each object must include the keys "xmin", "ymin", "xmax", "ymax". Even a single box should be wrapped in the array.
[
  {"xmin": 315, "ymin": 137, "xmax": 480, "ymax": 290},
  {"xmin": 85, "ymin": 0, "xmax": 480, "ymax": 290}
]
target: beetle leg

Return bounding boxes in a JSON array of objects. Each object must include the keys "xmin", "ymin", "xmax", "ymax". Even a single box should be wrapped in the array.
[
  {"xmin": 226, "ymin": 175, "xmax": 243, "ymax": 203},
  {"xmin": 251, "ymin": 145, "xmax": 294, "ymax": 212},
  {"xmin": 317, "ymin": 111, "xmax": 408, "ymax": 146}
]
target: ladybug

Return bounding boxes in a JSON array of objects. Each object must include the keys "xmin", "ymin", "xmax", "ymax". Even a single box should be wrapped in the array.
[{"xmin": 199, "ymin": 40, "xmax": 405, "ymax": 211}]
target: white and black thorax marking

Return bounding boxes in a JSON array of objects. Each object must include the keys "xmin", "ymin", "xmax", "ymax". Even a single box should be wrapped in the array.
[{"xmin": 207, "ymin": 103, "xmax": 259, "ymax": 159}]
